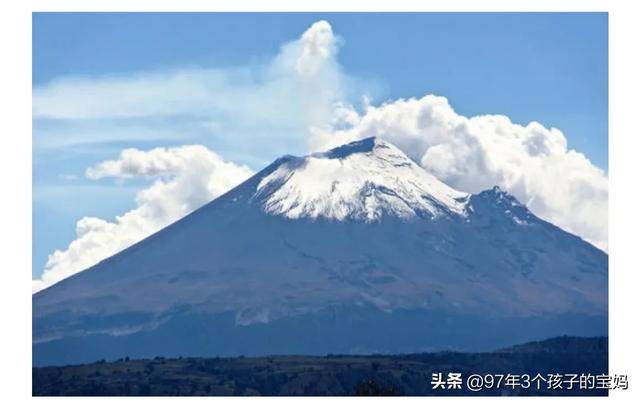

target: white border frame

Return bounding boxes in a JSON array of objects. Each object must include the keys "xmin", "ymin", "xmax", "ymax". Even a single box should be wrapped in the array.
[{"xmin": 2, "ymin": 1, "xmax": 638, "ymax": 400}]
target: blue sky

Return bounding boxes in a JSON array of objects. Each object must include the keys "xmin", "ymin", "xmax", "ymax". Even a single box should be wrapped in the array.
[{"xmin": 32, "ymin": 13, "xmax": 608, "ymax": 282}]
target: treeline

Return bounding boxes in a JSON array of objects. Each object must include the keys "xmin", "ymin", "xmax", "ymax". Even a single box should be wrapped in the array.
[{"xmin": 33, "ymin": 336, "xmax": 607, "ymax": 396}]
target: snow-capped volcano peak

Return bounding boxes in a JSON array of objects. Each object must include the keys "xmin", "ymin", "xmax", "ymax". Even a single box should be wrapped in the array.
[
  {"xmin": 251, "ymin": 137, "xmax": 468, "ymax": 221},
  {"xmin": 33, "ymin": 136, "xmax": 608, "ymax": 366}
]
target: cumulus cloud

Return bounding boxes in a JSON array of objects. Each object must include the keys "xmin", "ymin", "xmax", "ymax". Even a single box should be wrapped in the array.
[
  {"xmin": 311, "ymin": 95, "xmax": 608, "ymax": 250},
  {"xmin": 32, "ymin": 145, "xmax": 253, "ymax": 293}
]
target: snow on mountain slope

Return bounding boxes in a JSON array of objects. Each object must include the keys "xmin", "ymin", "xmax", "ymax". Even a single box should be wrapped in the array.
[
  {"xmin": 32, "ymin": 137, "xmax": 608, "ymax": 366},
  {"xmin": 253, "ymin": 137, "xmax": 467, "ymax": 220}
]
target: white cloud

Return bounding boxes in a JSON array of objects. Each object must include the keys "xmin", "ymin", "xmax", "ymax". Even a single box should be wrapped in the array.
[
  {"xmin": 32, "ymin": 145, "xmax": 253, "ymax": 293},
  {"xmin": 295, "ymin": 21, "xmax": 338, "ymax": 77},
  {"xmin": 311, "ymin": 94, "xmax": 608, "ymax": 250},
  {"xmin": 32, "ymin": 20, "xmax": 349, "ymax": 146}
]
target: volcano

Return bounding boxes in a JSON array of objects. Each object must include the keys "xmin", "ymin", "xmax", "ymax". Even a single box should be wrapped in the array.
[{"xmin": 33, "ymin": 137, "xmax": 607, "ymax": 366}]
